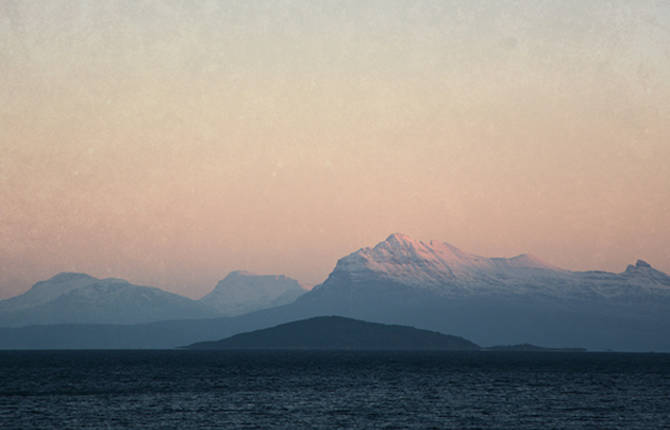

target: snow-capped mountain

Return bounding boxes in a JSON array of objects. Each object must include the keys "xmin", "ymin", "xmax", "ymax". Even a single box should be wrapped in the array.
[
  {"xmin": 0, "ymin": 273, "xmax": 217, "ymax": 327},
  {"xmin": 0, "ymin": 272, "xmax": 98, "ymax": 313},
  {"xmin": 295, "ymin": 233, "xmax": 670, "ymax": 350},
  {"xmin": 314, "ymin": 233, "xmax": 670, "ymax": 300},
  {"xmin": 199, "ymin": 271, "xmax": 305, "ymax": 316},
  {"xmin": 323, "ymin": 233, "xmax": 562, "ymax": 290}
]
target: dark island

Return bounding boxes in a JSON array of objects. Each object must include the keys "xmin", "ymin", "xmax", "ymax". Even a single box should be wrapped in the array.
[
  {"xmin": 486, "ymin": 343, "xmax": 587, "ymax": 352},
  {"xmin": 184, "ymin": 316, "xmax": 481, "ymax": 350}
]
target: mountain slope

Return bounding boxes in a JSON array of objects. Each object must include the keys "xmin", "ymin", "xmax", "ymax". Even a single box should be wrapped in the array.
[
  {"xmin": 330, "ymin": 233, "xmax": 561, "ymax": 289},
  {"xmin": 185, "ymin": 316, "xmax": 480, "ymax": 350},
  {"xmin": 313, "ymin": 233, "xmax": 670, "ymax": 300},
  {"xmin": 0, "ymin": 273, "xmax": 217, "ymax": 327},
  {"xmin": 0, "ymin": 273, "xmax": 98, "ymax": 313},
  {"xmin": 199, "ymin": 271, "xmax": 305, "ymax": 316}
]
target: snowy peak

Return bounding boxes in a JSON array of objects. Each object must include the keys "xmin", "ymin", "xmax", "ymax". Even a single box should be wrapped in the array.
[
  {"xmin": 0, "ymin": 273, "xmax": 216, "ymax": 327},
  {"xmin": 381, "ymin": 233, "xmax": 467, "ymax": 261},
  {"xmin": 45, "ymin": 272, "xmax": 96, "ymax": 283},
  {"xmin": 321, "ymin": 234, "xmax": 670, "ymax": 300},
  {"xmin": 332, "ymin": 233, "xmax": 558, "ymax": 288},
  {"xmin": 226, "ymin": 270, "xmax": 254, "ymax": 278},
  {"xmin": 625, "ymin": 259, "xmax": 654, "ymax": 274},
  {"xmin": 223, "ymin": 270, "xmax": 292, "ymax": 284},
  {"xmin": 635, "ymin": 259, "xmax": 651, "ymax": 269},
  {"xmin": 384, "ymin": 232, "xmax": 420, "ymax": 246},
  {"xmin": 200, "ymin": 271, "xmax": 305, "ymax": 316},
  {"xmin": 623, "ymin": 259, "xmax": 670, "ymax": 285},
  {"xmin": 2, "ymin": 272, "xmax": 101, "ymax": 311},
  {"xmin": 496, "ymin": 253, "xmax": 558, "ymax": 270}
]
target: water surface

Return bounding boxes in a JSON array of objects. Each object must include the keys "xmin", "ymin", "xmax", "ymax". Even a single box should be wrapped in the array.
[{"xmin": 1, "ymin": 350, "xmax": 669, "ymax": 429}]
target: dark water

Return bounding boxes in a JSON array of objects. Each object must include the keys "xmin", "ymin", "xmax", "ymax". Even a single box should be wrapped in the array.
[{"xmin": 1, "ymin": 351, "xmax": 670, "ymax": 429}]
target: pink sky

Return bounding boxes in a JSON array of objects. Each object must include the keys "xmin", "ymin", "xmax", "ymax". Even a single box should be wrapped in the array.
[{"xmin": 1, "ymin": 1, "xmax": 669, "ymax": 298}]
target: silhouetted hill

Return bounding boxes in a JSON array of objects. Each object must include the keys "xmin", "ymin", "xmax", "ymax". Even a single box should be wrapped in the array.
[
  {"xmin": 486, "ymin": 343, "xmax": 587, "ymax": 352},
  {"xmin": 185, "ymin": 316, "xmax": 481, "ymax": 350}
]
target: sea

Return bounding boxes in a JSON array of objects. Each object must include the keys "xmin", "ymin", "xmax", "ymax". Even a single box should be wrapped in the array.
[{"xmin": 1, "ymin": 350, "xmax": 669, "ymax": 429}]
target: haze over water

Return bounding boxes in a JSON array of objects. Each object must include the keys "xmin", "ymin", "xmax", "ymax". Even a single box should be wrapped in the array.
[{"xmin": 2, "ymin": 1, "xmax": 669, "ymax": 299}]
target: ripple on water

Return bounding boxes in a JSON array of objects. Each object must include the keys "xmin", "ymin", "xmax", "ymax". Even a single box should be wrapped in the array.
[{"xmin": 0, "ymin": 350, "xmax": 669, "ymax": 429}]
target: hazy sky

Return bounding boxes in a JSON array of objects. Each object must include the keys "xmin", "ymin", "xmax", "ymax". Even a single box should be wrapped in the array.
[{"xmin": 1, "ymin": 0, "xmax": 669, "ymax": 298}]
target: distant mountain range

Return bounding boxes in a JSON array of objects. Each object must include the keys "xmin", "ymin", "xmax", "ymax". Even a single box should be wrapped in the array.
[
  {"xmin": 185, "ymin": 316, "xmax": 480, "ymax": 350},
  {"xmin": 0, "ymin": 273, "xmax": 215, "ymax": 326},
  {"xmin": 1, "ymin": 233, "xmax": 669, "ymax": 351},
  {"xmin": 0, "ymin": 271, "xmax": 305, "ymax": 327}
]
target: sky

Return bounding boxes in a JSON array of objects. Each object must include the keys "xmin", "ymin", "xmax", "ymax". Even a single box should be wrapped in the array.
[{"xmin": 1, "ymin": 0, "xmax": 669, "ymax": 299}]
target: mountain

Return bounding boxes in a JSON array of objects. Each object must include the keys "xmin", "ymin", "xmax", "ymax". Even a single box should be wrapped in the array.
[
  {"xmin": 199, "ymin": 271, "xmax": 305, "ymax": 316},
  {"xmin": 312, "ymin": 233, "xmax": 670, "ymax": 300},
  {"xmin": 0, "ymin": 273, "xmax": 217, "ymax": 327},
  {"xmin": 295, "ymin": 233, "xmax": 670, "ymax": 350},
  {"xmin": 185, "ymin": 316, "xmax": 480, "ymax": 350},
  {"xmin": 1, "ymin": 234, "xmax": 669, "ymax": 351},
  {"xmin": 0, "ymin": 273, "xmax": 99, "ymax": 312}
]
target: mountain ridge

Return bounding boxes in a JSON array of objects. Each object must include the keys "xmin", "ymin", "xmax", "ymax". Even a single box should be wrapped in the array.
[
  {"xmin": 0, "ymin": 273, "xmax": 217, "ymax": 327},
  {"xmin": 0, "ymin": 270, "xmax": 308, "ymax": 327},
  {"xmin": 317, "ymin": 233, "xmax": 670, "ymax": 299},
  {"xmin": 0, "ymin": 233, "xmax": 669, "ymax": 351}
]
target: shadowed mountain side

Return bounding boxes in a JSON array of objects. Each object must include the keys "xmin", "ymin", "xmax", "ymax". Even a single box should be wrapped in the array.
[
  {"xmin": 1, "ymin": 291, "xmax": 669, "ymax": 350},
  {"xmin": 0, "ymin": 302, "xmax": 324, "ymax": 349},
  {"xmin": 185, "ymin": 316, "xmax": 480, "ymax": 350}
]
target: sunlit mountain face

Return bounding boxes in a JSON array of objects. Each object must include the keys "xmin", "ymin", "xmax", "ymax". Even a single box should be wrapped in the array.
[{"xmin": 313, "ymin": 233, "xmax": 670, "ymax": 300}]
